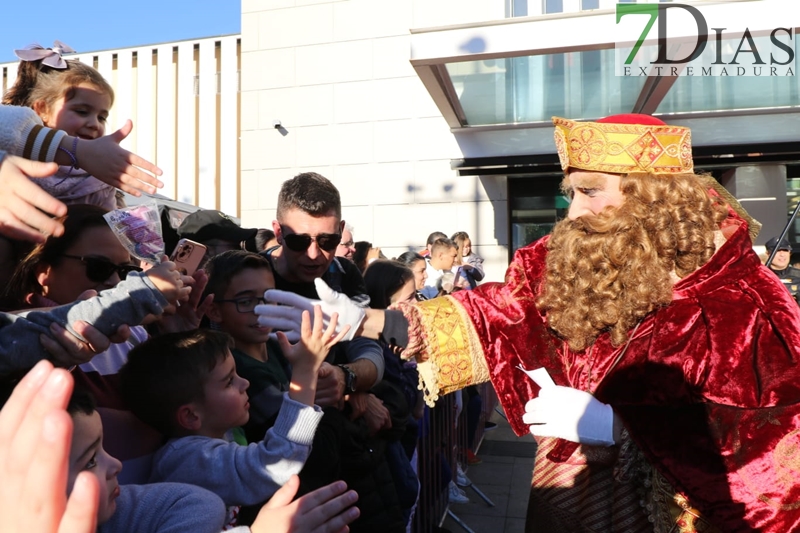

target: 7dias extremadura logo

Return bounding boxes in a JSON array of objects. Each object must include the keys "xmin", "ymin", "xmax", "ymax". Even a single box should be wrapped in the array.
[{"xmin": 615, "ymin": 2, "xmax": 796, "ymax": 77}]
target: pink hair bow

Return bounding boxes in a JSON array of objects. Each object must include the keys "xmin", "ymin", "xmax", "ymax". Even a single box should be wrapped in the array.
[{"xmin": 14, "ymin": 40, "xmax": 76, "ymax": 69}]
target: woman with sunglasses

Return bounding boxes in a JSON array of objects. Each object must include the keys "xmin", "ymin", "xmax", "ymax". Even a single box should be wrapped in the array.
[{"xmin": 5, "ymin": 203, "xmax": 190, "ymax": 485}]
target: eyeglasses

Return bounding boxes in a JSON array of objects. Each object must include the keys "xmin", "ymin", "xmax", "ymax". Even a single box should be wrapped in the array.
[
  {"xmin": 61, "ymin": 255, "xmax": 143, "ymax": 282},
  {"xmin": 280, "ymin": 227, "xmax": 342, "ymax": 252},
  {"xmin": 338, "ymin": 240, "xmax": 355, "ymax": 248},
  {"xmin": 214, "ymin": 295, "xmax": 268, "ymax": 313}
]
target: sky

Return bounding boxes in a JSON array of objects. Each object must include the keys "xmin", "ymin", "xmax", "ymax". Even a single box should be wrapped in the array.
[{"xmin": 0, "ymin": 0, "xmax": 241, "ymax": 64}]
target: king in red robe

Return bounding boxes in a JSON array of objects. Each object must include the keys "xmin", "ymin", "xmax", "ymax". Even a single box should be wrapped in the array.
[
  {"xmin": 257, "ymin": 113, "xmax": 800, "ymax": 532},
  {"xmin": 393, "ymin": 115, "xmax": 800, "ymax": 532}
]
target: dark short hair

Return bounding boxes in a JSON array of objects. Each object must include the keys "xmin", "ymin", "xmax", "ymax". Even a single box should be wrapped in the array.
[
  {"xmin": 431, "ymin": 238, "xmax": 457, "ymax": 255},
  {"xmin": 396, "ymin": 251, "xmax": 425, "ymax": 267},
  {"xmin": 255, "ymin": 229, "xmax": 276, "ymax": 251},
  {"xmin": 277, "ymin": 172, "xmax": 341, "ymax": 220},
  {"xmin": 363, "ymin": 260, "xmax": 414, "ymax": 309},
  {"xmin": 120, "ymin": 329, "xmax": 233, "ymax": 436},
  {"xmin": 67, "ymin": 387, "xmax": 97, "ymax": 418},
  {"xmin": 203, "ymin": 250, "xmax": 273, "ymax": 302}
]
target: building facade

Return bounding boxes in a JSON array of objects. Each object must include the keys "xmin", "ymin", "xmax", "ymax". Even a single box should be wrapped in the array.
[{"xmin": 3, "ymin": 1, "xmax": 799, "ymax": 281}]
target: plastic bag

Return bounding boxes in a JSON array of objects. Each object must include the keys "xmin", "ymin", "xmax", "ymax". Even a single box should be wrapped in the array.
[{"xmin": 103, "ymin": 200, "xmax": 165, "ymax": 265}]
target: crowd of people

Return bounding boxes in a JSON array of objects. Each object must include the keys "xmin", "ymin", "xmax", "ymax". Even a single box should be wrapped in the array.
[{"xmin": 3, "ymin": 42, "xmax": 800, "ymax": 533}]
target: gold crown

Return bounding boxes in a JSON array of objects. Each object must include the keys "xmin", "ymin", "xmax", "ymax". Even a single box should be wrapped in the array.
[{"xmin": 552, "ymin": 116, "xmax": 693, "ymax": 175}]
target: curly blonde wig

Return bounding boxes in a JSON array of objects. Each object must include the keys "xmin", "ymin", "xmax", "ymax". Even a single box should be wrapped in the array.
[{"xmin": 536, "ymin": 172, "xmax": 729, "ymax": 352}]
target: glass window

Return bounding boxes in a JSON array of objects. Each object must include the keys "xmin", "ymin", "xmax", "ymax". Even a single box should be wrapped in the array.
[
  {"xmin": 511, "ymin": 0, "xmax": 528, "ymax": 17},
  {"xmin": 509, "ymin": 175, "xmax": 568, "ymax": 254},
  {"xmin": 544, "ymin": 0, "xmax": 563, "ymax": 14},
  {"xmin": 445, "ymin": 49, "xmax": 646, "ymax": 126},
  {"xmin": 655, "ymin": 35, "xmax": 799, "ymax": 114},
  {"xmin": 582, "ymin": 0, "xmax": 599, "ymax": 10}
]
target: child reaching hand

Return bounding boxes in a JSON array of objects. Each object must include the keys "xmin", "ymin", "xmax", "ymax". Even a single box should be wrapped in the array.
[
  {"xmin": 2, "ymin": 42, "xmax": 121, "ymax": 209},
  {"xmin": 120, "ymin": 311, "xmax": 347, "ymax": 526}
]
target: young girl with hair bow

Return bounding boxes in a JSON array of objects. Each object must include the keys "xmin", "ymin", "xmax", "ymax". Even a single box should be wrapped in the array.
[{"xmin": 0, "ymin": 41, "xmax": 163, "ymax": 207}]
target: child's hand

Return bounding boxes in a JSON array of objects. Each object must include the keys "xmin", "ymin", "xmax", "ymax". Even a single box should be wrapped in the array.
[
  {"xmin": 144, "ymin": 256, "xmax": 191, "ymax": 314},
  {"xmin": 250, "ymin": 475, "xmax": 359, "ymax": 533},
  {"xmin": 276, "ymin": 305, "xmax": 350, "ymax": 371},
  {"xmin": 75, "ymin": 120, "xmax": 164, "ymax": 196},
  {"xmin": 155, "ymin": 269, "xmax": 213, "ymax": 332}
]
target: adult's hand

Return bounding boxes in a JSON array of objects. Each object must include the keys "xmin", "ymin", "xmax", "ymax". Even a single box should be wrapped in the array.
[
  {"xmin": 250, "ymin": 475, "xmax": 359, "ymax": 533},
  {"xmin": 256, "ymin": 279, "xmax": 365, "ymax": 341},
  {"xmin": 522, "ymin": 385, "xmax": 616, "ymax": 447},
  {"xmin": 348, "ymin": 393, "xmax": 391, "ymax": 436},
  {"xmin": 0, "ymin": 155, "xmax": 65, "ymax": 242},
  {"xmin": 314, "ymin": 362, "xmax": 346, "ymax": 408},
  {"xmin": 38, "ymin": 290, "xmax": 131, "ymax": 367},
  {"xmin": 0, "ymin": 360, "xmax": 100, "ymax": 533},
  {"xmin": 39, "ymin": 320, "xmax": 131, "ymax": 368},
  {"xmin": 74, "ymin": 120, "xmax": 163, "ymax": 196}
]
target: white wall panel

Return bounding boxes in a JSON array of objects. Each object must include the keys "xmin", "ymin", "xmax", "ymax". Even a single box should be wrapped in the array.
[
  {"xmin": 3, "ymin": 64, "xmax": 17, "ymax": 95},
  {"xmin": 155, "ymin": 45, "xmax": 178, "ymax": 200},
  {"xmin": 135, "ymin": 47, "xmax": 155, "ymax": 165},
  {"xmin": 96, "ymin": 53, "xmax": 114, "ymax": 127},
  {"xmin": 220, "ymin": 38, "xmax": 240, "ymax": 216},
  {"xmin": 114, "ymin": 50, "xmax": 134, "ymax": 151},
  {"xmin": 176, "ymin": 42, "xmax": 197, "ymax": 206},
  {"xmin": 197, "ymin": 40, "xmax": 217, "ymax": 209}
]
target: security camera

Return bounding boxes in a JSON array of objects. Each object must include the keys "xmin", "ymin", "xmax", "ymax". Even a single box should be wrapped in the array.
[{"xmin": 273, "ymin": 120, "xmax": 282, "ymax": 129}]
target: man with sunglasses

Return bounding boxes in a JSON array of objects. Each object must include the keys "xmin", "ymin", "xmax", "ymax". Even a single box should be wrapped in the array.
[{"xmin": 263, "ymin": 172, "xmax": 384, "ymax": 408}]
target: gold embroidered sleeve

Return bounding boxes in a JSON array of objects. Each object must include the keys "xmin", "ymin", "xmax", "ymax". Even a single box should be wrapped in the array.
[{"xmin": 399, "ymin": 296, "xmax": 490, "ymax": 406}]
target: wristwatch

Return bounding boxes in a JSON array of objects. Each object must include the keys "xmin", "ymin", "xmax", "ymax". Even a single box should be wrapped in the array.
[{"xmin": 337, "ymin": 364, "xmax": 357, "ymax": 394}]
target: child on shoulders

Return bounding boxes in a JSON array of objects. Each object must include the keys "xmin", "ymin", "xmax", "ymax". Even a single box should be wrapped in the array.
[{"xmin": 3, "ymin": 42, "xmax": 120, "ymax": 209}]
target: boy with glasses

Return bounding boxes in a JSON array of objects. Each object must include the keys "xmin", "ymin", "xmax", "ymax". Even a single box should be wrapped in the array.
[{"xmin": 203, "ymin": 250, "xmax": 290, "ymax": 442}]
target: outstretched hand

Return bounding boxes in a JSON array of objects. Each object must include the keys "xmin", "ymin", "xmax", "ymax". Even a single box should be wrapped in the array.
[
  {"xmin": 250, "ymin": 475, "xmax": 359, "ymax": 533},
  {"xmin": 276, "ymin": 305, "xmax": 350, "ymax": 371},
  {"xmin": 156, "ymin": 269, "xmax": 213, "ymax": 332},
  {"xmin": 76, "ymin": 120, "xmax": 163, "ymax": 196},
  {"xmin": 145, "ymin": 256, "xmax": 192, "ymax": 315},
  {"xmin": 0, "ymin": 155, "xmax": 65, "ymax": 242},
  {"xmin": 256, "ymin": 278, "xmax": 365, "ymax": 342},
  {"xmin": 0, "ymin": 360, "xmax": 100, "ymax": 533}
]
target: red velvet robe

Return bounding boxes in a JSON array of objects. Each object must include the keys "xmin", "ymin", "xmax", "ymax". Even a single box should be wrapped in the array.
[{"xmin": 405, "ymin": 214, "xmax": 800, "ymax": 532}]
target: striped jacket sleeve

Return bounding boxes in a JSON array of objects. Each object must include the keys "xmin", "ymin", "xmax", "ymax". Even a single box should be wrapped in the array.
[{"xmin": 0, "ymin": 104, "xmax": 67, "ymax": 162}]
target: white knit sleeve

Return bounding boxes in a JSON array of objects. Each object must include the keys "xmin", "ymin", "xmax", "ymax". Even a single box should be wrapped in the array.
[{"xmin": 0, "ymin": 104, "xmax": 67, "ymax": 162}]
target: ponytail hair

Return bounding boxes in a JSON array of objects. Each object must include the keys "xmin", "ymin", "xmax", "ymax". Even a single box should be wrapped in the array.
[{"xmin": 2, "ymin": 47, "xmax": 114, "ymax": 112}]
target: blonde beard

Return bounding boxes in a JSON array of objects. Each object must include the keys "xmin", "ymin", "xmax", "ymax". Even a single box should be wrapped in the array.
[{"xmin": 536, "ymin": 202, "xmax": 675, "ymax": 352}]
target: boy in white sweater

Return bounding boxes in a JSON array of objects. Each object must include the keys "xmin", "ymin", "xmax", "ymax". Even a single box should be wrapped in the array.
[{"xmin": 121, "ymin": 314, "xmax": 346, "ymax": 526}]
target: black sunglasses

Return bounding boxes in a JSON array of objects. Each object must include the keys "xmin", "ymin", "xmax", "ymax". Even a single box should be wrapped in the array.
[
  {"xmin": 61, "ymin": 254, "xmax": 143, "ymax": 282},
  {"xmin": 214, "ymin": 295, "xmax": 268, "ymax": 313},
  {"xmin": 280, "ymin": 227, "xmax": 342, "ymax": 252}
]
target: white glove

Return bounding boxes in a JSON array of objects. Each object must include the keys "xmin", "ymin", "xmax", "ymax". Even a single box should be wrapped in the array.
[
  {"xmin": 254, "ymin": 278, "xmax": 365, "ymax": 342},
  {"xmin": 520, "ymin": 367, "xmax": 615, "ymax": 447}
]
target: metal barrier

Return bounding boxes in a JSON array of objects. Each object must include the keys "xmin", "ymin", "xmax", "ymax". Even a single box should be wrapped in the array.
[{"xmin": 411, "ymin": 382, "xmax": 498, "ymax": 533}]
